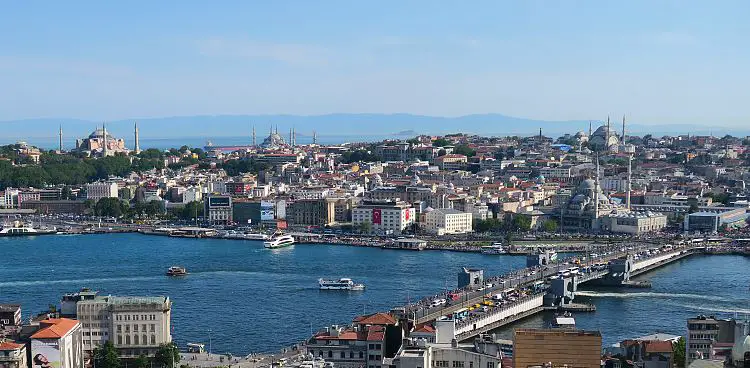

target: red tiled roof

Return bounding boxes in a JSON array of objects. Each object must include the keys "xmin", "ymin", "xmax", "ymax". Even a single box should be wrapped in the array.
[
  {"xmin": 30, "ymin": 318, "xmax": 79, "ymax": 339},
  {"xmin": 366, "ymin": 331, "xmax": 385, "ymax": 341},
  {"xmin": 0, "ymin": 341, "xmax": 24, "ymax": 351},
  {"xmin": 413, "ymin": 324, "xmax": 435, "ymax": 333},
  {"xmin": 645, "ymin": 341, "xmax": 673, "ymax": 353},
  {"xmin": 314, "ymin": 330, "xmax": 359, "ymax": 340},
  {"xmin": 353, "ymin": 312, "xmax": 397, "ymax": 325}
]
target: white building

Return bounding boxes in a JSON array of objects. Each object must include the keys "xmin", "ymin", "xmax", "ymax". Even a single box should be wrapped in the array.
[
  {"xmin": 85, "ymin": 182, "xmax": 119, "ymax": 201},
  {"xmin": 30, "ymin": 318, "xmax": 84, "ymax": 368},
  {"xmin": 602, "ymin": 212, "xmax": 668, "ymax": 234},
  {"xmin": 76, "ymin": 296, "xmax": 172, "ymax": 358},
  {"xmin": 182, "ymin": 187, "xmax": 202, "ymax": 204},
  {"xmin": 539, "ymin": 167, "xmax": 572, "ymax": 179},
  {"xmin": 352, "ymin": 200, "xmax": 415, "ymax": 235},
  {"xmin": 2, "ymin": 188, "xmax": 19, "ymax": 208},
  {"xmin": 425, "ymin": 208, "xmax": 473, "ymax": 235}
]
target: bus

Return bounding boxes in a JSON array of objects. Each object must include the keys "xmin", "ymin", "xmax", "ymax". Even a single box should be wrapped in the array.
[{"xmin": 453, "ymin": 308, "xmax": 469, "ymax": 319}]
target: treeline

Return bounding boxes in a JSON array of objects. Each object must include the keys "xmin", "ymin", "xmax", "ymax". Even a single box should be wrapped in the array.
[{"xmin": 0, "ymin": 147, "xmax": 179, "ymax": 190}]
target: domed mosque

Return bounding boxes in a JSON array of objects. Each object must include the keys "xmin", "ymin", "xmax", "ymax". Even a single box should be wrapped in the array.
[
  {"xmin": 589, "ymin": 116, "xmax": 620, "ymax": 152},
  {"xmin": 559, "ymin": 158, "xmax": 616, "ymax": 232},
  {"xmin": 75, "ymin": 123, "xmax": 127, "ymax": 156},
  {"xmin": 261, "ymin": 126, "xmax": 286, "ymax": 149}
]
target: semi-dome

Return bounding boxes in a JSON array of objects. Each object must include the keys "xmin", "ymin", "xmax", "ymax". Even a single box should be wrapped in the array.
[{"xmin": 89, "ymin": 128, "xmax": 110, "ymax": 139}]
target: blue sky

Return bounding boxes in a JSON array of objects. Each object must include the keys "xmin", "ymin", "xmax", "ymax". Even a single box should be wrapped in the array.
[{"xmin": 1, "ymin": 1, "xmax": 749, "ymax": 125}]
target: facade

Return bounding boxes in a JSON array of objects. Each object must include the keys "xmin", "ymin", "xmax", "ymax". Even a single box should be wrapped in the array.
[
  {"xmin": 307, "ymin": 313, "xmax": 397, "ymax": 368},
  {"xmin": 75, "ymin": 126, "xmax": 127, "ymax": 155},
  {"xmin": 204, "ymin": 195, "xmax": 233, "ymax": 225},
  {"xmin": 352, "ymin": 200, "xmax": 415, "ymax": 235},
  {"xmin": 20, "ymin": 200, "xmax": 87, "ymax": 215},
  {"xmin": 85, "ymin": 182, "xmax": 119, "ymax": 201},
  {"xmin": 559, "ymin": 178, "xmax": 615, "ymax": 232},
  {"xmin": 513, "ymin": 329, "xmax": 602, "ymax": 368},
  {"xmin": 288, "ymin": 199, "xmax": 335, "ymax": 226},
  {"xmin": 686, "ymin": 316, "xmax": 745, "ymax": 364},
  {"xmin": 424, "ymin": 208, "xmax": 473, "ymax": 235},
  {"xmin": 457, "ymin": 267, "xmax": 483, "ymax": 289},
  {"xmin": 392, "ymin": 336, "xmax": 503, "ymax": 368},
  {"xmin": 261, "ymin": 127, "xmax": 286, "ymax": 149},
  {"xmin": 685, "ymin": 208, "xmax": 747, "ymax": 233},
  {"xmin": 0, "ymin": 305, "xmax": 21, "ymax": 327},
  {"xmin": 0, "ymin": 340, "xmax": 26, "ymax": 368},
  {"xmin": 435, "ymin": 154, "xmax": 468, "ymax": 170},
  {"xmin": 539, "ymin": 166, "xmax": 572, "ymax": 179},
  {"xmin": 76, "ymin": 296, "xmax": 172, "ymax": 357},
  {"xmin": 589, "ymin": 124, "xmax": 620, "ymax": 152},
  {"xmin": 602, "ymin": 212, "xmax": 668, "ymax": 234},
  {"xmin": 30, "ymin": 318, "xmax": 84, "ymax": 368}
]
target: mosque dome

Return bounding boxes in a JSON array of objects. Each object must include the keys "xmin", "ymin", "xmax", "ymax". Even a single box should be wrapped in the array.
[
  {"xmin": 732, "ymin": 335, "xmax": 750, "ymax": 364},
  {"xmin": 89, "ymin": 128, "xmax": 113, "ymax": 139},
  {"xmin": 410, "ymin": 173, "xmax": 422, "ymax": 186},
  {"xmin": 589, "ymin": 125, "xmax": 620, "ymax": 151},
  {"xmin": 261, "ymin": 129, "xmax": 286, "ymax": 148}
]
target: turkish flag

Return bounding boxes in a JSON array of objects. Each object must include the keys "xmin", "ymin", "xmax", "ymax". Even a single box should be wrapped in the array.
[
  {"xmin": 373, "ymin": 209, "xmax": 381, "ymax": 224},
  {"xmin": 405, "ymin": 209, "xmax": 410, "ymax": 221}
]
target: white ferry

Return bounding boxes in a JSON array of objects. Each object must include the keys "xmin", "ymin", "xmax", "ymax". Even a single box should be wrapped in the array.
[
  {"xmin": 481, "ymin": 243, "xmax": 507, "ymax": 255},
  {"xmin": 263, "ymin": 232, "xmax": 295, "ymax": 249},
  {"xmin": 0, "ymin": 221, "xmax": 57, "ymax": 237},
  {"xmin": 319, "ymin": 278, "xmax": 365, "ymax": 291}
]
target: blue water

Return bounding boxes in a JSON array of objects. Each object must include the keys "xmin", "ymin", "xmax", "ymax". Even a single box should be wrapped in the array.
[{"xmin": 0, "ymin": 234, "xmax": 748, "ymax": 353}]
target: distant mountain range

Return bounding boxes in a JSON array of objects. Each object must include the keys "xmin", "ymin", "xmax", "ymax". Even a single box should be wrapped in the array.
[{"xmin": 0, "ymin": 113, "xmax": 743, "ymax": 146}]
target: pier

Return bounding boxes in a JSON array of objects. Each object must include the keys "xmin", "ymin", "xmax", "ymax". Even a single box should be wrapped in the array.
[{"xmin": 395, "ymin": 242, "xmax": 706, "ymax": 342}]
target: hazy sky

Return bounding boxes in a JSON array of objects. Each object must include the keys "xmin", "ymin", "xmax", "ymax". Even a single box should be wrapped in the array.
[{"xmin": 1, "ymin": 1, "xmax": 749, "ymax": 125}]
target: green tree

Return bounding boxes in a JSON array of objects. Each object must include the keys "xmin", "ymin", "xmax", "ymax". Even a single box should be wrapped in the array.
[
  {"xmin": 452, "ymin": 144, "xmax": 476, "ymax": 157},
  {"xmin": 95, "ymin": 198, "xmax": 128, "ymax": 217},
  {"xmin": 180, "ymin": 201, "xmax": 204, "ymax": 221},
  {"xmin": 511, "ymin": 215, "xmax": 532, "ymax": 232},
  {"xmin": 134, "ymin": 354, "xmax": 150, "ymax": 368},
  {"xmin": 94, "ymin": 341, "xmax": 121, "ymax": 368},
  {"xmin": 432, "ymin": 138, "xmax": 451, "ymax": 147},
  {"xmin": 687, "ymin": 203, "xmax": 699, "ymax": 214},
  {"xmin": 541, "ymin": 219, "xmax": 558, "ymax": 233},
  {"xmin": 358, "ymin": 222, "xmax": 372, "ymax": 234},
  {"xmin": 673, "ymin": 337, "xmax": 686, "ymax": 368},
  {"xmin": 154, "ymin": 343, "xmax": 180, "ymax": 368}
]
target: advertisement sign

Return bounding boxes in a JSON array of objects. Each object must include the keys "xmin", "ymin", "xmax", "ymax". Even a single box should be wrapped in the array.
[
  {"xmin": 208, "ymin": 196, "xmax": 231, "ymax": 207},
  {"xmin": 31, "ymin": 340, "xmax": 60, "ymax": 368},
  {"xmin": 276, "ymin": 220, "xmax": 288, "ymax": 230},
  {"xmin": 260, "ymin": 201, "xmax": 275, "ymax": 221},
  {"xmin": 405, "ymin": 209, "xmax": 410, "ymax": 221},
  {"xmin": 372, "ymin": 209, "xmax": 382, "ymax": 224}
]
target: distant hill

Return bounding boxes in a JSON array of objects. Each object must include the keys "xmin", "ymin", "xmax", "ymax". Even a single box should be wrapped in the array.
[{"xmin": 0, "ymin": 114, "xmax": 742, "ymax": 145}]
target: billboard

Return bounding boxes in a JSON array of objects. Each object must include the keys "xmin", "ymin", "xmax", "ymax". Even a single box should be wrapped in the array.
[
  {"xmin": 260, "ymin": 201, "xmax": 275, "ymax": 221},
  {"xmin": 372, "ymin": 209, "xmax": 382, "ymax": 224},
  {"xmin": 207, "ymin": 196, "xmax": 231, "ymax": 207},
  {"xmin": 32, "ymin": 340, "xmax": 60, "ymax": 368},
  {"xmin": 405, "ymin": 209, "xmax": 410, "ymax": 221}
]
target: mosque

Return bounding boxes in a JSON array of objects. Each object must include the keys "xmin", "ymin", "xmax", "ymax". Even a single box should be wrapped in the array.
[{"xmin": 72, "ymin": 122, "xmax": 140, "ymax": 156}]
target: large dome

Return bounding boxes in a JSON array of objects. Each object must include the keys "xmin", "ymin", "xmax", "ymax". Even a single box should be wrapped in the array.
[
  {"xmin": 261, "ymin": 131, "xmax": 286, "ymax": 148},
  {"xmin": 578, "ymin": 179, "xmax": 596, "ymax": 192},
  {"xmin": 89, "ymin": 128, "xmax": 111, "ymax": 139}
]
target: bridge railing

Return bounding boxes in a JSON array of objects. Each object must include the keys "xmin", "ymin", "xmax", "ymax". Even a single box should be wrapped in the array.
[{"xmin": 454, "ymin": 292, "xmax": 545, "ymax": 331}]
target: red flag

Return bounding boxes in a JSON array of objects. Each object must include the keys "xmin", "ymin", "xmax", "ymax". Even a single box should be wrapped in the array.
[{"xmin": 373, "ymin": 209, "xmax": 381, "ymax": 224}]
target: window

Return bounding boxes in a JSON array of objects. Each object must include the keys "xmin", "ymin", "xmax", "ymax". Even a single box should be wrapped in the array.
[
  {"xmin": 142, "ymin": 324, "xmax": 147, "ymax": 332},
  {"xmin": 469, "ymin": 362, "xmax": 473, "ymax": 368},
  {"xmin": 340, "ymin": 352, "xmax": 345, "ymax": 359},
  {"xmin": 134, "ymin": 324, "xmax": 139, "ymax": 332},
  {"xmin": 117, "ymin": 336, "xmax": 122, "ymax": 345},
  {"xmin": 359, "ymin": 352, "xmax": 364, "ymax": 359},
  {"xmin": 126, "ymin": 335, "xmax": 131, "ymax": 345},
  {"xmin": 134, "ymin": 335, "xmax": 139, "ymax": 345},
  {"xmin": 350, "ymin": 352, "xmax": 354, "ymax": 359},
  {"xmin": 143, "ymin": 335, "xmax": 147, "ymax": 345},
  {"xmin": 376, "ymin": 344, "xmax": 381, "ymax": 349},
  {"xmin": 125, "ymin": 325, "xmax": 130, "ymax": 332},
  {"xmin": 151, "ymin": 335, "xmax": 156, "ymax": 345},
  {"xmin": 452, "ymin": 362, "xmax": 464, "ymax": 368},
  {"xmin": 328, "ymin": 351, "xmax": 332, "ymax": 358},
  {"xmin": 150, "ymin": 324, "xmax": 155, "ymax": 332}
]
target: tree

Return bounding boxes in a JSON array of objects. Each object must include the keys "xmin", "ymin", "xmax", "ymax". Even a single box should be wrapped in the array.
[
  {"xmin": 180, "ymin": 201, "xmax": 204, "ymax": 221},
  {"xmin": 134, "ymin": 354, "xmax": 150, "ymax": 368},
  {"xmin": 511, "ymin": 215, "xmax": 532, "ymax": 232},
  {"xmin": 94, "ymin": 341, "xmax": 121, "ymax": 368},
  {"xmin": 687, "ymin": 203, "xmax": 699, "ymax": 214},
  {"xmin": 358, "ymin": 222, "xmax": 372, "ymax": 234},
  {"xmin": 673, "ymin": 337, "xmax": 685, "ymax": 368},
  {"xmin": 154, "ymin": 343, "xmax": 180, "ymax": 368},
  {"xmin": 453, "ymin": 144, "xmax": 476, "ymax": 157},
  {"xmin": 541, "ymin": 219, "xmax": 558, "ymax": 233},
  {"xmin": 432, "ymin": 138, "xmax": 451, "ymax": 147},
  {"xmin": 95, "ymin": 198, "xmax": 127, "ymax": 217},
  {"xmin": 437, "ymin": 149, "xmax": 447, "ymax": 157}
]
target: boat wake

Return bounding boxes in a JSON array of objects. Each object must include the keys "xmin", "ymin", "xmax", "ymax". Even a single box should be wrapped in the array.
[
  {"xmin": 576, "ymin": 291, "xmax": 734, "ymax": 302},
  {"xmin": 663, "ymin": 301, "xmax": 750, "ymax": 315},
  {"xmin": 0, "ymin": 275, "xmax": 161, "ymax": 287}
]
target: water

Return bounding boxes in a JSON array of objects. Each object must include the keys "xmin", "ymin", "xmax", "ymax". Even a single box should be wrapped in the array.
[{"xmin": 0, "ymin": 234, "xmax": 748, "ymax": 353}]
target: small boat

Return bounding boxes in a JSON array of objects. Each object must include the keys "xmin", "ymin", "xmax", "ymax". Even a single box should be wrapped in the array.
[
  {"xmin": 0, "ymin": 221, "xmax": 57, "ymax": 237},
  {"xmin": 263, "ymin": 232, "xmax": 295, "ymax": 249},
  {"xmin": 481, "ymin": 243, "xmax": 507, "ymax": 255},
  {"xmin": 166, "ymin": 266, "xmax": 188, "ymax": 276},
  {"xmin": 319, "ymin": 278, "xmax": 365, "ymax": 291}
]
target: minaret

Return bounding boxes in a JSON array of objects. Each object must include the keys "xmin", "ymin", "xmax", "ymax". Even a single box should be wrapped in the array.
[
  {"xmin": 539, "ymin": 128, "xmax": 542, "ymax": 142},
  {"xmin": 292, "ymin": 127, "xmax": 296, "ymax": 146},
  {"xmin": 594, "ymin": 151, "xmax": 600, "ymax": 221},
  {"xmin": 58, "ymin": 125, "xmax": 63, "ymax": 152},
  {"xmin": 626, "ymin": 154, "xmax": 632, "ymax": 211},
  {"xmin": 102, "ymin": 122, "xmax": 108, "ymax": 156},
  {"xmin": 588, "ymin": 120, "xmax": 592, "ymax": 138},
  {"xmin": 289, "ymin": 128, "xmax": 293, "ymax": 146},
  {"xmin": 606, "ymin": 115, "xmax": 611, "ymax": 150},
  {"xmin": 134, "ymin": 121, "xmax": 141, "ymax": 154},
  {"xmin": 621, "ymin": 115, "xmax": 626, "ymax": 144},
  {"xmin": 252, "ymin": 126, "xmax": 256, "ymax": 146},
  {"xmin": 313, "ymin": 130, "xmax": 317, "ymax": 145}
]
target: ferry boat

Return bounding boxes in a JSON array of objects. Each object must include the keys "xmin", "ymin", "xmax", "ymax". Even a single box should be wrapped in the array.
[
  {"xmin": 319, "ymin": 278, "xmax": 365, "ymax": 291},
  {"xmin": 263, "ymin": 232, "xmax": 295, "ymax": 249},
  {"xmin": 166, "ymin": 266, "xmax": 188, "ymax": 276},
  {"xmin": 0, "ymin": 221, "xmax": 57, "ymax": 237},
  {"xmin": 481, "ymin": 243, "xmax": 507, "ymax": 255}
]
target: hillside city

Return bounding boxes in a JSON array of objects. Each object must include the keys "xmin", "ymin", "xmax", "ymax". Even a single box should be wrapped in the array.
[{"xmin": 1, "ymin": 121, "xmax": 749, "ymax": 368}]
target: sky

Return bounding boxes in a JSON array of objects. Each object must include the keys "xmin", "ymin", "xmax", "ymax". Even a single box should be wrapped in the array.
[{"xmin": 1, "ymin": 1, "xmax": 749, "ymax": 125}]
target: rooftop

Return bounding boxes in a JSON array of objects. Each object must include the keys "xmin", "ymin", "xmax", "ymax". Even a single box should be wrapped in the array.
[
  {"xmin": 31, "ymin": 318, "xmax": 79, "ymax": 339},
  {"xmin": 353, "ymin": 312, "xmax": 397, "ymax": 326},
  {"xmin": 0, "ymin": 304, "xmax": 20, "ymax": 313},
  {"xmin": 0, "ymin": 341, "xmax": 24, "ymax": 351}
]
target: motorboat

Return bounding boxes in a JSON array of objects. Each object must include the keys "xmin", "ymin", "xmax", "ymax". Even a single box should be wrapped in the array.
[
  {"xmin": 319, "ymin": 278, "xmax": 365, "ymax": 291},
  {"xmin": 263, "ymin": 232, "xmax": 295, "ymax": 249},
  {"xmin": 166, "ymin": 266, "xmax": 188, "ymax": 276}
]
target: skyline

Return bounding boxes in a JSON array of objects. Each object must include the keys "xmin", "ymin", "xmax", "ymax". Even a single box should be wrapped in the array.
[{"xmin": 1, "ymin": 1, "xmax": 749, "ymax": 125}]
